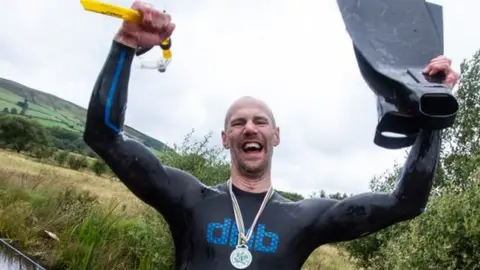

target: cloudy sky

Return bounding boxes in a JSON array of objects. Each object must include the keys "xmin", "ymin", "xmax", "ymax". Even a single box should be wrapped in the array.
[{"xmin": 0, "ymin": 0, "xmax": 478, "ymax": 196}]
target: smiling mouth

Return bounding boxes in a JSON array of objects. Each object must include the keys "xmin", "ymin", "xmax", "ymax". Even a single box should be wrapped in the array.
[{"xmin": 242, "ymin": 142, "xmax": 264, "ymax": 153}]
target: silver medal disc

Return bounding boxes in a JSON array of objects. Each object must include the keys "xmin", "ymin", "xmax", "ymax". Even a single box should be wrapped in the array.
[{"xmin": 230, "ymin": 246, "xmax": 253, "ymax": 269}]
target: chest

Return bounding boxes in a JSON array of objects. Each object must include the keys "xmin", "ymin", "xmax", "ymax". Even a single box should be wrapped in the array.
[{"xmin": 188, "ymin": 195, "xmax": 303, "ymax": 257}]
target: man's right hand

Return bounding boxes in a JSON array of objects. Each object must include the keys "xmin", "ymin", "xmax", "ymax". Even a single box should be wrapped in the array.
[{"xmin": 114, "ymin": 1, "xmax": 176, "ymax": 49}]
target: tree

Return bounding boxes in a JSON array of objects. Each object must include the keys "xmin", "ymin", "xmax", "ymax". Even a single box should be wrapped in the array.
[
  {"xmin": 17, "ymin": 98, "xmax": 28, "ymax": 115},
  {"xmin": 378, "ymin": 184, "xmax": 480, "ymax": 269},
  {"xmin": 47, "ymin": 126, "xmax": 90, "ymax": 153},
  {"xmin": 309, "ymin": 189, "xmax": 349, "ymax": 200},
  {"xmin": 277, "ymin": 191, "xmax": 304, "ymax": 201},
  {"xmin": 158, "ymin": 129, "xmax": 230, "ymax": 186},
  {"xmin": 440, "ymin": 49, "xmax": 480, "ymax": 191},
  {"xmin": 308, "ymin": 190, "xmax": 326, "ymax": 198},
  {"xmin": 328, "ymin": 192, "xmax": 348, "ymax": 200},
  {"xmin": 0, "ymin": 114, "xmax": 53, "ymax": 153}
]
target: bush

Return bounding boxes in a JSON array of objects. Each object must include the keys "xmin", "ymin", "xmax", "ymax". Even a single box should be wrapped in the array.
[
  {"xmin": 31, "ymin": 147, "xmax": 56, "ymax": 161},
  {"xmin": 159, "ymin": 130, "xmax": 230, "ymax": 186},
  {"xmin": 53, "ymin": 150, "xmax": 70, "ymax": 166},
  {"xmin": 67, "ymin": 154, "xmax": 89, "ymax": 170},
  {"xmin": 91, "ymin": 158, "xmax": 107, "ymax": 176},
  {"xmin": 378, "ymin": 182, "xmax": 480, "ymax": 269}
]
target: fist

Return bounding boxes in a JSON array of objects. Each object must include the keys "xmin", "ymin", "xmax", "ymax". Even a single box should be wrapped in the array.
[
  {"xmin": 115, "ymin": 1, "xmax": 176, "ymax": 48},
  {"xmin": 423, "ymin": 55, "xmax": 460, "ymax": 88}
]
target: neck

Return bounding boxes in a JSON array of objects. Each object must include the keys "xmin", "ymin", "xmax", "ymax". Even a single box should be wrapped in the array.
[{"xmin": 230, "ymin": 168, "xmax": 272, "ymax": 193}]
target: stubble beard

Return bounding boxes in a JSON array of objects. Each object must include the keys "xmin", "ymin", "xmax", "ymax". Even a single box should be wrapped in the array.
[{"xmin": 237, "ymin": 156, "xmax": 271, "ymax": 179}]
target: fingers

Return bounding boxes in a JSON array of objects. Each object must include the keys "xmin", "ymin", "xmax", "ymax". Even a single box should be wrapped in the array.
[
  {"xmin": 429, "ymin": 55, "xmax": 452, "ymax": 65},
  {"xmin": 135, "ymin": 2, "xmax": 156, "ymax": 30},
  {"xmin": 133, "ymin": 2, "xmax": 174, "ymax": 38},
  {"xmin": 425, "ymin": 62, "xmax": 450, "ymax": 76},
  {"xmin": 159, "ymin": 23, "xmax": 176, "ymax": 42},
  {"xmin": 423, "ymin": 55, "xmax": 453, "ymax": 75},
  {"xmin": 421, "ymin": 55, "xmax": 460, "ymax": 87},
  {"xmin": 158, "ymin": 12, "xmax": 172, "ymax": 32},
  {"xmin": 131, "ymin": 0, "xmax": 142, "ymax": 10},
  {"xmin": 445, "ymin": 72, "xmax": 459, "ymax": 88}
]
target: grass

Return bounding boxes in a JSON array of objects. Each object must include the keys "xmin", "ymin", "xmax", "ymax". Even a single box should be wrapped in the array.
[
  {"xmin": 0, "ymin": 150, "xmax": 356, "ymax": 269},
  {"xmin": 0, "ymin": 92, "xmax": 82, "ymax": 132}
]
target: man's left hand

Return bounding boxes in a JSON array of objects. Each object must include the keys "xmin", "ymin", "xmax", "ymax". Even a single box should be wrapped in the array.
[{"xmin": 423, "ymin": 55, "xmax": 460, "ymax": 88}]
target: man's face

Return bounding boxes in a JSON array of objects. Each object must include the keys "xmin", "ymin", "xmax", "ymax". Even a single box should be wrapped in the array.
[{"xmin": 222, "ymin": 98, "xmax": 280, "ymax": 177}]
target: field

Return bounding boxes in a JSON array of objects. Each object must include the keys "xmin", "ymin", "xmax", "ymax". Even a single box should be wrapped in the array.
[
  {"xmin": 0, "ymin": 150, "xmax": 356, "ymax": 269},
  {"xmin": 0, "ymin": 77, "xmax": 169, "ymax": 152}
]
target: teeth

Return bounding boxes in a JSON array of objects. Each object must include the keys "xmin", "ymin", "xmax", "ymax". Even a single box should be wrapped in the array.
[{"xmin": 244, "ymin": 142, "xmax": 261, "ymax": 149}]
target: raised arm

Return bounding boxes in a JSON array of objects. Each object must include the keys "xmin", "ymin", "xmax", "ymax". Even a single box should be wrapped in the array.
[
  {"xmin": 83, "ymin": 37, "xmax": 203, "ymax": 220},
  {"xmin": 302, "ymin": 129, "xmax": 441, "ymax": 245},
  {"xmin": 298, "ymin": 55, "xmax": 459, "ymax": 247}
]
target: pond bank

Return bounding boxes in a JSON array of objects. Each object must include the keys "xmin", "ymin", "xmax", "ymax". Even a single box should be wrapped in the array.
[{"xmin": 0, "ymin": 238, "xmax": 46, "ymax": 270}]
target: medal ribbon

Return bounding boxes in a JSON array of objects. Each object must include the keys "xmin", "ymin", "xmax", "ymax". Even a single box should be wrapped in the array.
[{"xmin": 228, "ymin": 179, "xmax": 274, "ymax": 246}]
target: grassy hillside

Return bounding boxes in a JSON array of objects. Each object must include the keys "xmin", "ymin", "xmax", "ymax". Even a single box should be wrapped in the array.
[
  {"xmin": 0, "ymin": 77, "xmax": 169, "ymax": 152},
  {"xmin": 0, "ymin": 149, "xmax": 356, "ymax": 269}
]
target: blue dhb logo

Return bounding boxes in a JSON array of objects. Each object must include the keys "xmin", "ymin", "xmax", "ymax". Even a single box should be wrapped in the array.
[{"xmin": 206, "ymin": 218, "xmax": 279, "ymax": 253}]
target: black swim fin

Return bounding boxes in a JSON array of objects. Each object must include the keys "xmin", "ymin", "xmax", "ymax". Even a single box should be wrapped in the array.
[
  {"xmin": 337, "ymin": 0, "xmax": 458, "ymax": 130},
  {"xmin": 425, "ymin": 2, "xmax": 444, "ymax": 47},
  {"xmin": 374, "ymin": 95, "xmax": 418, "ymax": 149},
  {"xmin": 354, "ymin": 45, "xmax": 419, "ymax": 149}
]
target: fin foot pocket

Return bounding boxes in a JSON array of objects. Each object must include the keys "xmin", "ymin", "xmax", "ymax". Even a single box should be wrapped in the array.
[
  {"xmin": 374, "ymin": 97, "xmax": 419, "ymax": 149},
  {"xmin": 418, "ymin": 93, "xmax": 458, "ymax": 129}
]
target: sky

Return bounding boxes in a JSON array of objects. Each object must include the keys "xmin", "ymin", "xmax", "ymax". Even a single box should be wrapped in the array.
[{"xmin": 0, "ymin": 0, "xmax": 478, "ymax": 197}]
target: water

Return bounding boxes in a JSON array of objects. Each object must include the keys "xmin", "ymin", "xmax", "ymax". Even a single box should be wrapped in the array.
[{"xmin": 0, "ymin": 239, "xmax": 45, "ymax": 270}]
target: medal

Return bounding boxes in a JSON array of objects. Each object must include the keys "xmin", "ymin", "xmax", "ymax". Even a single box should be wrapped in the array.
[
  {"xmin": 230, "ymin": 245, "xmax": 253, "ymax": 269},
  {"xmin": 227, "ymin": 180, "xmax": 274, "ymax": 269}
]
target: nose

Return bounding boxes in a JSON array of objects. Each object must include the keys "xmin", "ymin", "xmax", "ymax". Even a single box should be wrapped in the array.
[{"xmin": 243, "ymin": 120, "xmax": 258, "ymax": 135}]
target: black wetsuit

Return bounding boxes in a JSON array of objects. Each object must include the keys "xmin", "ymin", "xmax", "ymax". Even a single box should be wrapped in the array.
[{"xmin": 84, "ymin": 41, "xmax": 441, "ymax": 270}]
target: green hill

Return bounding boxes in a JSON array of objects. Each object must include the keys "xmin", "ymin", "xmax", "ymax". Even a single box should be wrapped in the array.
[{"xmin": 0, "ymin": 77, "xmax": 170, "ymax": 152}]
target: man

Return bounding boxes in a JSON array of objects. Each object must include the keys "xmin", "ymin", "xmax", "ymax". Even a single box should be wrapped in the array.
[{"xmin": 83, "ymin": 2, "xmax": 459, "ymax": 269}]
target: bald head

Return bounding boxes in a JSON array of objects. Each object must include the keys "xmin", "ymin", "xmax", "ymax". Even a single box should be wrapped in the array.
[
  {"xmin": 221, "ymin": 96, "xmax": 280, "ymax": 177},
  {"xmin": 224, "ymin": 96, "xmax": 276, "ymax": 129}
]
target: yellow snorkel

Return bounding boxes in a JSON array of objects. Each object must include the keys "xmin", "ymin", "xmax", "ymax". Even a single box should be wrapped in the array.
[
  {"xmin": 80, "ymin": 0, "xmax": 173, "ymax": 72},
  {"xmin": 80, "ymin": 0, "xmax": 142, "ymax": 23}
]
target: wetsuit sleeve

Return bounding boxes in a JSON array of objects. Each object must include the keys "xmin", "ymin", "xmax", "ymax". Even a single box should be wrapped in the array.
[
  {"xmin": 304, "ymin": 129, "xmax": 440, "ymax": 245},
  {"xmin": 83, "ymin": 40, "xmax": 204, "ymax": 220},
  {"xmin": 136, "ymin": 46, "xmax": 153, "ymax": 56}
]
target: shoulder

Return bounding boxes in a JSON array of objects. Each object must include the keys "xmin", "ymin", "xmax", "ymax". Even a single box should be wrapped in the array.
[{"xmin": 162, "ymin": 166, "xmax": 229, "ymax": 204}]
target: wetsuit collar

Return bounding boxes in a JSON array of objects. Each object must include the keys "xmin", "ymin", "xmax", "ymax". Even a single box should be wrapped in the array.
[{"xmin": 230, "ymin": 182, "xmax": 271, "ymax": 201}]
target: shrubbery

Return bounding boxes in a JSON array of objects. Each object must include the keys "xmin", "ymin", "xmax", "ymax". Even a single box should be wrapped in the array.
[
  {"xmin": 380, "ymin": 182, "xmax": 480, "ymax": 269},
  {"xmin": 0, "ymin": 116, "xmax": 111, "ymax": 176}
]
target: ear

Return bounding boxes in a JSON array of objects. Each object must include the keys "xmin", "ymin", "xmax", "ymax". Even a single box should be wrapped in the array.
[
  {"xmin": 221, "ymin": 130, "xmax": 230, "ymax": 149},
  {"xmin": 273, "ymin": 126, "xmax": 280, "ymax": 147}
]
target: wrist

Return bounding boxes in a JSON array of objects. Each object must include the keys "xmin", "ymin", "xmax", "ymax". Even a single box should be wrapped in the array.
[{"xmin": 114, "ymin": 30, "xmax": 138, "ymax": 49}]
